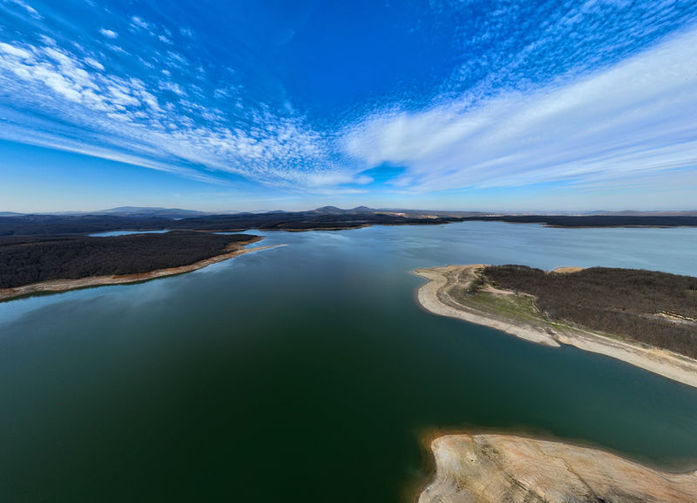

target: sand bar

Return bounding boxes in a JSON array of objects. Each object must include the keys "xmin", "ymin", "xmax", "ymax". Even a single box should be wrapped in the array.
[{"xmin": 414, "ymin": 265, "xmax": 697, "ymax": 389}]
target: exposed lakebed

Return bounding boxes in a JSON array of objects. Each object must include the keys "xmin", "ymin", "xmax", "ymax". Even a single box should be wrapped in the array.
[{"xmin": 1, "ymin": 222, "xmax": 697, "ymax": 501}]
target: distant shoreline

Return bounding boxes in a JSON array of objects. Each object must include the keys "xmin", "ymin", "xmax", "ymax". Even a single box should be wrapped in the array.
[
  {"xmin": 0, "ymin": 240, "xmax": 284, "ymax": 302},
  {"xmin": 414, "ymin": 265, "xmax": 697, "ymax": 389},
  {"xmin": 3, "ymin": 210, "xmax": 697, "ymax": 240}
]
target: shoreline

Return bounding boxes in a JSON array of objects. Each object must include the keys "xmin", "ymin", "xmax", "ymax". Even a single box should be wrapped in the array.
[
  {"xmin": 414, "ymin": 265, "xmax": 697, "ymax": 389},
  {"xmin": 418, "ymin": 431, "xmax": 697, "ymax": 502},
  {"xmin": 0, "ymin": 240, "xmax": 285, "ymax": 302}
]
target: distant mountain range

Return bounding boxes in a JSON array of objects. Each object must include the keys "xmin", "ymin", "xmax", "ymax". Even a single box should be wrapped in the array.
[
  {"xmin": 73, "ymin": 206, "xmax": 212, "ymax": 218},
  {"xmin": 1, "ymin": 207, "xmax": 212, "ymax": 218},
  {"xmin": 2, "ymin": 206, "xmax": 697, "ymax": 218},
  {"xmin": 310, "ymin": 205, "xmax": 374, "ymax": 214}
]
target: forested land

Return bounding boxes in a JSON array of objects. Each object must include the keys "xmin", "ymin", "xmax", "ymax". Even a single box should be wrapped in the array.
[
  {"xmin": 0, "ymin": 231, "xmax": 257, "ymax": 289},
  {"xmin": 2, "ymin": 212, "xmax": 697, "ymax": 238},
  {"xmin": 0, "ymin": 211, "xmax": 455, "ymax": 237},
  {"xmin": 483, "ymin": 265, "xmax": 697, "ymax": 358}
]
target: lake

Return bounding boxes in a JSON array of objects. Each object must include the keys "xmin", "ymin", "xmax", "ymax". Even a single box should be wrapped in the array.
[
  {"xmin": 88, "ymin": 229, "xmax": 171, "ymax": 237},
  {"xmin": 1, "ymin": 222, "xmax": 697, "ymax": 501}
]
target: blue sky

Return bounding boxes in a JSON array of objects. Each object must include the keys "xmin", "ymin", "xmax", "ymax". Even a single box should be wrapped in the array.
[{"xmin": 1, "ymin": 0, "xmax": 696, "ymax": 212}]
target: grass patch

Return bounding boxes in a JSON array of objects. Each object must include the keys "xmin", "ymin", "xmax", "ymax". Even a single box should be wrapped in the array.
[{"xmin": 449, "ymin": 287, "xmax": 543, "ymax": 325}]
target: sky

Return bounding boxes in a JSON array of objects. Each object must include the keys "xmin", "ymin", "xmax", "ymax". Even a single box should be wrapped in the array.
[{"xmin": 1, "ymin": 0, "xmax": 696, "ymax": 212}]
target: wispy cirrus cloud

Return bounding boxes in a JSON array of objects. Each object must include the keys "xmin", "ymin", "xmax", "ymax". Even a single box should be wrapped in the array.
[
  {"xmin": 341, "ymin": 26, "xmax": 697, "ymax": 192},
  {"xmin": 1, "ymin": 0, "xmax": 697, "ymax": 206},
  {"xmin": 130, "ymin": 16, "xmax": 150, "ymax": 31},
  {"xmin": 0, "ymin": 35, "xmax": 345, "ymax": 189},
  {"xmin": 11, "ymin": 0, "xmax": 39, "ymax": 18}
]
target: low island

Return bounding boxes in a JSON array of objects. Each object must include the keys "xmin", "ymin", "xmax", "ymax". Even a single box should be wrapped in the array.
[
  {"xmin": 415, "ymin": 264, "xmax": 697, "ymax": 388},
  {"xmin": 0, "ymin": 231, "xmax": 280, "ymax": 301}
]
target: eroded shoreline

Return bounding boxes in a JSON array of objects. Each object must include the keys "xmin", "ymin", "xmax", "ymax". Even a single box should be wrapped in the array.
[
  {"xmin": 418, "ymin": 432, "xmax": 697, "ymax": 503},
  {"xmin": 0, "ymin": 240, "xmax": 285, "ymax": 302},
  {"xmin": 414, "ymin": 265, "xmax": 697, "ymax": 389}
]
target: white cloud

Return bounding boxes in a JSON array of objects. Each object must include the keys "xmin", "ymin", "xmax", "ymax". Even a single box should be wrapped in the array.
[
  {"xmin": 3, "ymin": 2, "xmax": 694, "ymax": 199},
  {"xmin": 107, "ymin": 45, "xmax": 127, "ymax": 54},
  {"xmin": 159, "ymin": 81, "xmax": 185, "ymax": 96},
  {"xmin": 130, "ymin": 16, "xmax": 150, "ymax": 30},
  {"xmin": 341, "ymin": 27, "xmax": 697, "ymax": 192},
  {"xmin": 0, "ymin": 41, "xmax": 32, "ymax": 59},
  {"xmin": 99, "ymin": 28, "xmax": 118, "ymax": 39},
  {"xmin": 166, "ymin": 51, "xmax": 187, "ymax": 66},
  {"xmin": 7, "ymin": 0, "xmax": 40, "ymax": 19},
  {"xmin": 0, "ymin": 39, "xmax": 342, "ymax": 189},
  {"xmin": 84, "ymin": 57, "xmax": 104, "ymax": 71}
]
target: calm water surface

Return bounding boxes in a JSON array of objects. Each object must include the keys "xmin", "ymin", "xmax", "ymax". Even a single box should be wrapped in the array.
[
  {"xmin": 88, "ymin": 229, "xmax": 170, "ymax": 237},
  {"xmin": 1, "ymin": 222, "xmax": 697, "ymax": 501}
]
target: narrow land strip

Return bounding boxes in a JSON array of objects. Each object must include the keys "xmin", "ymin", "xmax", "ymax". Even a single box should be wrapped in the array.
[
  {"xmin": 414, "ymin": 265, "xmax": 697, "ymax": 389},
  {"xmin": 0, "ymin": 242, "xmax": 285, "ymax": 302}
]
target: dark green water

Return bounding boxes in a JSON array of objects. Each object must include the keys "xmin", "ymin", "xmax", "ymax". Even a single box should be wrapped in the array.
[{"xmin": 2, "ymin": 222, "xmax": 697, "ymax": 501}]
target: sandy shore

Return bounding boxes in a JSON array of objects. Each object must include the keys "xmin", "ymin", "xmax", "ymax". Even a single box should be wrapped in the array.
[
  {"xmin": 0, "ymin": 240, "xmax": 285, "ymax": 302},
  {"xmin": 419, "ymin": 432, "xmax": 697, "ymax": 502},
  {"xmin": 414, "ymin": 265, "xmax": 697, "ymax": 389}
]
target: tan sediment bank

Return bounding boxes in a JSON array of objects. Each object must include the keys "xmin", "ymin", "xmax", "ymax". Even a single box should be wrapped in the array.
[
  {"xmin": 419, "ymin": 432, "xmax": 697, "ymax": 503},
  {"xmin": 0, "ymin": 240, "xmax": 285, "ymax": 302},
  {"xmin": 414, "ymin": 265, "xmax": 697, "ymax": 389}
]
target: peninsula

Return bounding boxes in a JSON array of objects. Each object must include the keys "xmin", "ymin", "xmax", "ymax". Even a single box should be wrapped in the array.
[
  {"xmin": 415, "ymin": 265, "xmax": 697, "ymax": 388},
  {"xmin": 0, "ymin": 231, "xmax": 278, "ymax": 302},
  {"xmin": 419, "ymin": 432, "xmax": 697, "ymax": 502}
]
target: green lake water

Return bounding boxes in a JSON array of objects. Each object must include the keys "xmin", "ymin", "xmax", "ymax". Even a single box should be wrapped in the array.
[{"xmin": 1, "ymin": 222, "xmax": 697, "ymax": 501}]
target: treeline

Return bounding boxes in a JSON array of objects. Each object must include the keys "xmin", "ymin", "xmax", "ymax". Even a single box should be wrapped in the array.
[
  {"xmin": 483, "ymin": 265, "xmax": 697, "ymax": 359},
  {"xmin": 3, "ymin": 212, "xmax": 697, "ymax": 238},
  {"xmin": 0, "ymin": 212, "xmax": 455, "ymax": 237},
  {"xmin": 0, "ymin": 231, "xmax": 256, "ymax": 289},
  {"xmin": 173, "ymin": 212, "xmax": 458, "ymax": 231},
  {"xmin": 0, "ymin": 215, "xmax": 172, "ymax": 236}
]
